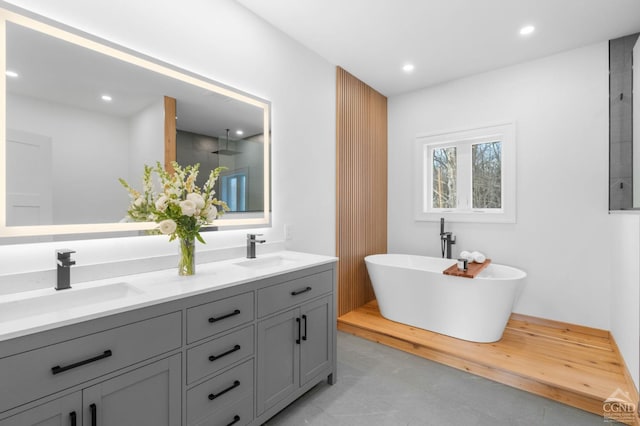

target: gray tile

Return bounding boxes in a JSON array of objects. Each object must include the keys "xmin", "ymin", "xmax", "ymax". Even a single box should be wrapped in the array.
[{"xmin": 265, "ymin": 332, "xmax": 612, "ymax": 425}]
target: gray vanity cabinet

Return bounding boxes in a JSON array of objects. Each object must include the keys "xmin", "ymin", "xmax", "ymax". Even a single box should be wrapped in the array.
[
  {"xmin": 82, "ymin": 353, "xmax": 181, "ymax": 426},
  {"xmin": 0, "ymin": 354, "xmax": 181, "ymax": 426},
  {"xmin": 257, "ymin": 308, "xmax": 300, "ymax": 413},
  {"xmin": 256, "ymin": 289, "xmax": 333, "ymax": 416},
  {"xmin": 299, "ymin": 295, "xmax": 333, "ymax": 385},
  {"xmin": 0, "ymin": 393, "xmax": 81, "ymax": 426},
  {"xmin": 0, "ymin": 259, "xmax": 337, "ymax": 426}
]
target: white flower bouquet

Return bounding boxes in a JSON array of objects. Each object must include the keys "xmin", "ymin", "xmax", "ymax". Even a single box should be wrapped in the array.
[{"xmin": 119, "ymin": 161, "xmax": 229, "ymax": 275}]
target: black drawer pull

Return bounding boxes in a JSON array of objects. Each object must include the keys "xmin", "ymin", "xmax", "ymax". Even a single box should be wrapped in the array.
[
  {"xmin": 89, "ymin": 404, "xmax": 97, "ymax": 426},
  {"xmin": 208, "ymin": 380, "xmax": 240, "ymax": 401},
  {"xmin": 291, "ymin": 286, "xmax": 312, "ymax": 296},
  {"xmin": 209, "ymin": 344, "xmax": 241, "ymax": 362},
  {"xmin": 52, "ymin": 350, "xmax": 112, "ymax": 375},
  {"xmin": 302, "ymin": 314, "xmax": 308, "ymax": 341},
  {"xmin": 69, "ymin": 411, "xmax": 77, "ymax": 426},
  {"xmin": 296, "ymin": 317, "xmax": 301, "ymax": 344},
  {"xmin": 227, "ymin": 415, "xmax": 241, "ymax": 426},
  {"xmin": 209, "ymin": 309, "xmax": 241, "ymax": 323}
]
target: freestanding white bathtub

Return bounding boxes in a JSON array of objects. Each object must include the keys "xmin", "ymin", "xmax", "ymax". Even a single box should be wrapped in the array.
[{"xmin": 365, "ymin": 254, "xmax": 526, "ymax": 343}]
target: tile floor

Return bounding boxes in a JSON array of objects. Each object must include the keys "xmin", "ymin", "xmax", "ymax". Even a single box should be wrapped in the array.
[{"xmin": 264, "ymin": 332, "xmax": 619, "ymax": 425}]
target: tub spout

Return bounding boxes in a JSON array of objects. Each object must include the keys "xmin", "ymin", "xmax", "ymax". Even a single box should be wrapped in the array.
[{"xmin": 440, "ymin": 217, "xmax": 455, "ymax": 259}]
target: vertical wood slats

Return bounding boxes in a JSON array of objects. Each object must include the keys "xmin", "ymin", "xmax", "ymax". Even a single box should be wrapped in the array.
[{"xmin": 336, "ymin": 67, "xmax": 388, "ymax": 317}]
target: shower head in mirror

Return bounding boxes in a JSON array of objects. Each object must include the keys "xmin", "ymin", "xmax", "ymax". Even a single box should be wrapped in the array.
[{"xmin": 212, "ymin": 129, "xmax": 241, "ymax": 156}]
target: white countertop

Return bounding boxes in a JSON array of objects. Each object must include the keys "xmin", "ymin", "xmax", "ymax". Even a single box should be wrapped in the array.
[{"xmin": 0, "ymin": 251, "xmax": 337, "ymax": 342}]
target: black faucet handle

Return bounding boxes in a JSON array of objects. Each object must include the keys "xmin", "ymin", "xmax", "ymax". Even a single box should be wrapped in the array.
[
  {"xmin": 56, "ymin": 249, "xmax": 76, "ymax": 259},
  {"xmin": 56, "ymin": 249, "xmax": 76, "ymax": 267}
]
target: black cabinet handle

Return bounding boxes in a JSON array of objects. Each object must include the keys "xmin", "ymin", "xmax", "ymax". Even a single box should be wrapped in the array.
[
  {"xmin": 302, "ymin": 314, "xmax": 308, "ymax": 341},
  {"xmin": 227, "ymin": 415, "xmax": 241, "ymax": 426},
  {"xmin": 209, "ymin": 309, "xmax": 241, "ymax": 323},
  {"xmin": 51, "ymin": 350, "xmax": 112, "ymax": 375},
  {"xmin": 89, "ymin": 404, "xmax": 97, "ymax": 426},
  {"xmin": 291, "ymin": 286, "xmax": 312, "ymax": 296},
  {"xmin": 296, "ymin": 317, "xmax": 301, "ymax": 344},
  {"xmin": 69, "ymin": 411, "xmax": 77, "ymax": 426},
  {"xmin": 209, "ymin": 344, "xmax": 241, "ymax": 362},
  {"xmin": 208, "ymin": 380, "xmax": 240, "ymax": 400}
]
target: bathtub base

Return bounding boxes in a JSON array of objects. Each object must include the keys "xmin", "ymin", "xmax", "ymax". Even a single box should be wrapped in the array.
[
  {"xmin": 377, "ymin": 305, "xmax": 508, "ymax": 343},
  {"xmin": 338, "ymin": 300, "xmax": 638, "ymax": 425}
]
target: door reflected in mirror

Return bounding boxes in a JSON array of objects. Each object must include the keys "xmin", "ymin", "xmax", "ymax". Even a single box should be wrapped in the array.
[{"xmin": 1, "ymin": 10, "xmax": 270, "ymax": 238}]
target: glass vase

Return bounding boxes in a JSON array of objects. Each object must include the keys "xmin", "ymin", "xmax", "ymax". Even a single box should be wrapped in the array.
[{"xmin": 178, "ymin": 237, "xmax": 195, "ymax": 276}]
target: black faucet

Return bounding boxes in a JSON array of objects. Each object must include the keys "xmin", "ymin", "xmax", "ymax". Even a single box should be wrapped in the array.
[
  {"xmin": 246, "ymin": 234, "xmax": 266, "ymax": 259},
  {"xmin": 56, "ymin": 249, "xmax": 76, "ymax": 290},
  {"xmin": 440, "ymin": 218, "xmax": 456, "ymax": 259}
]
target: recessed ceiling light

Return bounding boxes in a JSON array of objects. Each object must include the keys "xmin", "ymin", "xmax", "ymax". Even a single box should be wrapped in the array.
[
  {"xmin": 101, "ymin": 94, "xmax": 112, "ymax": 102},
  {"xmin": 402, "ymin": 63, "xmax": 415, "ymax": 73},
  {"xmin": 5, "ymin": 70, "xmax": 18, "ymax": 78},
  {"xmin": 519, "ymin": 25, "xmax": 535, "ymax": 36},
  {"xmin": 236, "ymin": 130, "xmax": 244, "ymax": 136}
]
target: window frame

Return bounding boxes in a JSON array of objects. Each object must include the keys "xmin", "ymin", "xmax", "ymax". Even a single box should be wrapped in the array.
[{"xmin": 414, "ymin": 122, "xmax": 516, "ymax": 223}]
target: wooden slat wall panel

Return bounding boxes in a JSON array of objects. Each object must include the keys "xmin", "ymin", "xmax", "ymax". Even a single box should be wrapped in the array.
[{"xmin": 336, "ymin": 67, "xmax": 388, "ymax": 316}]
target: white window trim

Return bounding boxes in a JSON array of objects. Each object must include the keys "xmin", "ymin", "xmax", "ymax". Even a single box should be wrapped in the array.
[{"xmin": 414, "ymin": 122, "xmax": 516, "ymax": 223}]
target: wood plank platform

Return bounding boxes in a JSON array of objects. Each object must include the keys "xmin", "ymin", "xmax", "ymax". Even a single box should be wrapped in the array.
[{"xmin": 338, "ymin": 300, "xmax": 639, "ymax": 425}]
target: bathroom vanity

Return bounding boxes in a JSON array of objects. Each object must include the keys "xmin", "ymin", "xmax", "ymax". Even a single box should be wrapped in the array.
[{"xmin": 0, "ymin": 252, "xmax": 337, "ymax": 426}]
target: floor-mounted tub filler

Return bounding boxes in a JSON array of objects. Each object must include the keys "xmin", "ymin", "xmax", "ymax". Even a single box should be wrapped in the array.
[{"xmin": 365, "ymin": 254, "xmax": 526, "ymax": 343}]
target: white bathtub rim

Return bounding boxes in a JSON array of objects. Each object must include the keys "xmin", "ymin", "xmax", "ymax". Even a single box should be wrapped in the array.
[{"xmin": 365, "ymin": 253, "xmax": 526, "ymax": 281}]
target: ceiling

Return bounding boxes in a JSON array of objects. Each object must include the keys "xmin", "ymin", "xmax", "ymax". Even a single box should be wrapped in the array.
[{"xmin": 236, "ymin": 0, "xmax": 640, "ymax": 96}]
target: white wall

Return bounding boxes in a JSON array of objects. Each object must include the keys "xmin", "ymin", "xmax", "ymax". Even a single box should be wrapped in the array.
[
  {"xmin": 388, "ymin": 43, "xmax": 611, "ymax": 329},
  {"xmin": 390, "ymin": 41, "xmax": 640, "ymax": 389},
  {"xmin": 129, "ymin": 98, "xmax": 164, "ymax": 186},
  {"xmin": 610, "ymin": 214, "xmax": 640, "ymax": 390},
  {"xmin": 7, "ymin": 93, "xmax": 130, "ymax": 224},
  {"xmin": 0, "ymin": 0, "xmax": 336, "ymax": 277}
]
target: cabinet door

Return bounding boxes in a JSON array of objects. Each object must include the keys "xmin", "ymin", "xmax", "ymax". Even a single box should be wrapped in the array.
[
  {"xmin": 256, "ymin": 309, "xmax": 299, "ymax": 415},
  {"xmin": 0, "ymin": 392, "xmax": 81, "ymax": 426},
  {"xmin": 300, "ymin": 295, "xmax": 333, "ymax": 386},
  {"xmin": 83, "ymin": 353, "xmax": 181, "ymax": 426}
]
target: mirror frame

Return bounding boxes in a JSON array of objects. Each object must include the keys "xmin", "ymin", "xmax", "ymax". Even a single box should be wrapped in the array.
[{"xmin": 0, "ymin": 6, "xmax": 271, "ymax": 238}]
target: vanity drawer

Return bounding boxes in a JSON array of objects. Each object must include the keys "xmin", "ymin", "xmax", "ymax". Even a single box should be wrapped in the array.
[
  {"xmin": 187, "ymin": 325, "xmax": 254, "ymax": 384},
  {"xmin": 190, "ymin": 394, "xmax": 253, "ymax": 426},
  {"xmin": 187, "ymin": 359, "xmax": 253, "ymax": 425},
  {"xmin": 187, "ymin": 292, "xmax": 254, "ymax": 343},
  {"xmin": 0, "ymin": 311, "xmax": 181, "ymax": 413},
  {"xmin": 258, "ymin": 270, "xmax": 333, "ymax": 317}
]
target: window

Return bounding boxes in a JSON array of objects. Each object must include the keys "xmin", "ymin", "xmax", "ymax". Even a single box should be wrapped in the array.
[
  {"xmin": 414, "ymin": 123, "xmax": 516, "ymax": 223},
  {"xmin": 221, "ymin": 172, "xmax": 247, "ymax": 212}
]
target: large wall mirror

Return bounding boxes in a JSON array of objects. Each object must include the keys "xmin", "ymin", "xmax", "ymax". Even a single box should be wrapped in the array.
[
  {"xmin": 0, "ymin": 6, "xmax": 271, "ymax": 239},
  {"xmin": 610, "ymin": 32, "xmax": 639, "ymax": 211}
]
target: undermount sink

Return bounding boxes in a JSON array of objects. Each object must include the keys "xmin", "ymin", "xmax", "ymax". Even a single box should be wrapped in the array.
[
  {"xmin": 0, "ymin": 282, "xmax": 144, "ymax": 322},
  {"xmin": 234, "ymin": 255, "xmax": 297, "ymax": 269}
]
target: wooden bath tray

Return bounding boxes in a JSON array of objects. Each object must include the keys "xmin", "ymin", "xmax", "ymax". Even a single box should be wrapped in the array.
[{"xmin": 443, "ymin": 259, "xmax": 491, "ymax": 278}]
